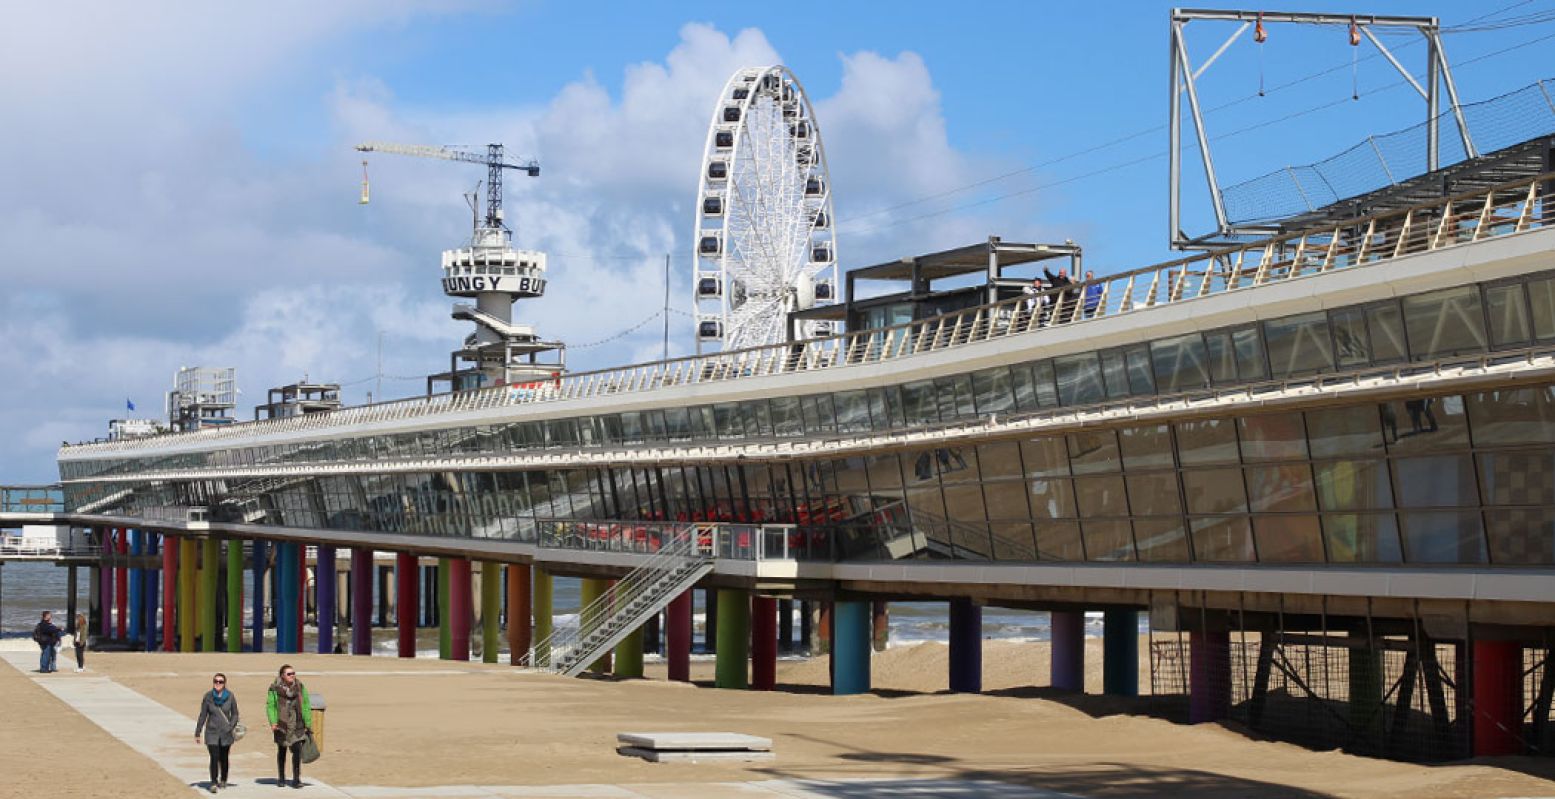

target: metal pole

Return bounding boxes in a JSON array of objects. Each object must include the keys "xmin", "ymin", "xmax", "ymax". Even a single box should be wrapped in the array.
[
  {"xmin": 1169, "ymin": 18, "xmax": 1183, "ymax": 245},
  {"xmin": 663, "ymin": 254, "xmax": 671, "ymax": 362},
  {"xmin": 1426, "ymin": 31, "xmax": 1440, "ymax": 171},
  {"xmin": 1434, "ymin": 36, "xmax": 1477, "ymax": 160},
  {"xmin": 1174, "ymin": 22, "xmax": 1230, "ymax": 234}
]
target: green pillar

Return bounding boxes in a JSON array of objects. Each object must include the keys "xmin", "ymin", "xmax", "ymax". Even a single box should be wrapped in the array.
[
  {"xmin": 533, "ymin": 567, "xmax": 553, "ymax": 665},
  {"xmin": 179, "ymin": 538, "xmax": 196, "ymax": 652},
  {"xmin": 715, "ymin": 589, "xmax": 750, "ymax": 689},
  {"xmin": 438, "ymin": 558, "xmax": 451, "ymax": 660},
  {"xmin": 481, "ymin": 561, "xmax": 500, "ymax": 664},
  {"xmin": 226, "ymin": 540, "xmax": 243, "ymax": 652},
  {"xmin": 615, "ymin": 626, "xmax": 644, "ymax": 678},
  {"xmin": 200, "ymin": 538, "xmax": 219, "ymax": 652},
  {"xmin": 579, "ymin": 578, "xmax": 613, "ymax": 673}
]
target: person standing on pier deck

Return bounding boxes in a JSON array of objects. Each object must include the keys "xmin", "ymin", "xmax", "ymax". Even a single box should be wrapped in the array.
[
  {"xmin": 195, "ymin": 672, "xmax": 241, "ymax": 792},
  {"xmin": 266, "ymin": 664, "xmax": 313, "ymax": 789},
  {"xmin": 31, "ymin": 611, "xmax": 61, "ymax": 673},
  {"xmin": 72, "ymin": 613, "xmax": 88, "ymax": 672}
]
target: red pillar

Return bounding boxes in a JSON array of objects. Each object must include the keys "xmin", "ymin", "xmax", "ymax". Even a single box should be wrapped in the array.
[
  {"xmin": 751, "ymin": 596, "xmax": 778, "ymax": 691},
  {"xmin": 667, "ymin": 590, "xmax": 693, "ymax": 682},
  {"xmin": 395, "ymin": 554, "xmax": 419, "ymax": 658},
  {"xmin": 1473, "ymin": 640, "xmax": 1524, "ymax": 756},
  {"xmin": 114, "ymin": 528, "xmax": 129, "ymax": 640},
  {"xmin": 448, "ymin": 558, "xmax": 472, "ymax": 661},
  {"xmin": 161, "ymin": 535, "xmax": 178, "ymax": 652}
]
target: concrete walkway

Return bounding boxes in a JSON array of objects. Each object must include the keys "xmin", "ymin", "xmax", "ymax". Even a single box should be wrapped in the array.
[{"xmin": 0, "ymin": 652, "xmax": 1072, "ymax": 798}]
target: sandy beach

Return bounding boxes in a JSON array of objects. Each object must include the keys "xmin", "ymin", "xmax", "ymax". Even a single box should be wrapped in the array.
[{"xmin": 4, "ymin": 639, "xmax": 1554, "ymax": 798}]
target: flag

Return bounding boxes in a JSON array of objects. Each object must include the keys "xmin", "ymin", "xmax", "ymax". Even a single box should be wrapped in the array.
[{"xmin": 126, "ymin": 398, "xmax": 136, "ymax": 412}]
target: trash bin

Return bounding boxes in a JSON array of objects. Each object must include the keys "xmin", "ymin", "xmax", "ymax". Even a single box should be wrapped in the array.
[{"xmin": 309, "ymin": 691, "xmax": 326, "ymax": 749}]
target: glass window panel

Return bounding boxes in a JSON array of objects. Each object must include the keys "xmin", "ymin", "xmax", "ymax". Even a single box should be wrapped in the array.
[
  {"xmin": 1134, "ymin": 518, "xmax": 1191, "ymax": 562},
  {"xmin": 990, "ymin": 520, "xmax": 1037, "ymax": 561},
  {"xmin": 1055, "ymin": 352, "xmax": 1105, "ymax": 406},
  {"xmin": 1126, "ymin": 472, "xmax": 1181, "ymax": 515},
  {"xmin": 982, "ymin": 479, "xmax": 1031, "ymax": 520},
  {"xmin": 1307, "ymin": 405, "xmax": 1386, "ymax": 458},
  {"xmin": 1119, "ymin": 424, "xmax": 1173, "ymax": 471},
  {"xmin": 972, "ymin": 367, "xmax": 1015, "ymax": 414},
  {"xmin": 1083, "ymin": 521, "xmax": 1135, "ymax": 561},
  {"xmin": 770, "ymin": 397, "xmax": 802, "ymax": 436},
  {"xmin": 883, "ymin": 386, "xmax": 905, "ymax": 428},
  {"xmin": 1151, "ymin": 333, "xmax": 1210, "ymax": 393},
  {"xmin": 1035, "ymin": 520, "xmax": 1084, "ymax": 561},
  {"xmin": 1468, "ymin": 386, "xmax": 1555, "ymax": 446},
  {"xmin": 690, "ymin": 406, "xmax": 717, "ymax": 438},
  {"xmin": 1075, "ymin": 475, "xmax": 1127, "ymax": 517},
  {"xmin": 832, "ymin": 456, "xmax": 871, "ymax": 494},
  {"xmin": 1400, "ymin": 511, "xmax": 1487, "ymax": 564},
  {"xmin": 1027, "ymin": 477, "xmax": 1076, "ymax": 519},
  {"xmin": 1067, "ymin": 429, "xmax": 1120, "ymax": 474},
  {"xmin": 1394, "ymin": 455, "xmax": 1478, "ymax": 508},
  {"xmin": 929, "ymin": 447, "xmax": 976, "ymax": 482},
  {"xmin": 1190, "ymin": 516, "xmax": 1255, "ymax": 562},
  {"xmin": 1020, "ymin": 436, "xmax": 1069, "ymax": 477},
  {"xmin": 951, "ymin": 375, "xmax": 977, "ymax": 418},
  {"xmin": 865, "ymin": 390, "xmax": 888, "ymax": 432},
  {"xmin": 1485, "ymin": 508, "xmax": 1555, "ymax": 565},
  {"xmin": 1478, "ymin": 451, "xmax": 1555, "ymax": 505},
  {"xmin": 976, "ymin": 441, "xmax": 1024, "ymax": 480},
  {"xmin": 712, "ymin": 403, "xmax": 743, "ymax": 438},
  {"xmin": 1322, "ymin": 514, "xmax": 1402, "ymax": 563},
  {"xmin": 1402, "ymin": 286, "xmax": 1487, "ymax": 359},
  {"xmin": 1329, "ymin": 307, "xmax": 1371, "ymax": 367},
  {"xmin": 1125, "ymin": 345, "xmax": 1155, "ymax": 395},
  {"xmin": 864, "ymin": 453, "xmax": 904, "ymax": 491},
  {"xmin": 1263, "ymin": 311, "xmax": 1334, "ymax": 377},
  {"xmin": 1529, "ymin": 275, "xmax": 1555, "ymax": 340},
  {"xmin": 1009, "ymin": 364, "xmax": 1039, "ymax": 411},
  {"xmin": 901, "ymin": 380, "xmax": 939, "ymax": 426},
  {"xmin": 1238, "ymin": 413, "xmax": 1308, "ymax": 461},
  {"xmin": 1246, "ymin": 464, "xmax": 1316, "ymax": 513},
  {"xmin": 1182, "ymin": 468, "xmax": 1247, "ymax": 514},
  {"xmin": 1253, "ymin": 516, "xmax": 1325, "ymax": 562},
  {"xmin": 1485, "ymin": 283, "xmax": 1531, "ymax": 348},
  {"xmin": 665, "ymin": 408, "xmax": 692, "ymax": 441},
  {"xmin": 835, "ymin": 390, "xmax": 872, "ymax": 433},
  {"xmin": 942, "ymin": 484, "xmax": 992, "ymax": 557},
  {"xmin": 619, "ymin": 412, "xmax": 644, "ymax": 444},
  {"xmin": 1379, "ymin": 395, "xmax": 1469, "ymax": 453},
  {"xmin": 1367, "ymin": 302, "xmax": 1408, "ymax": 362},
  {"xmin": 1233, "ymin": 326, "xmax": 1267, "ymax": 380},
  {"xmin": 1031, "ymin": 361, "xmax": 1059, "ymax": 407},
  {"xmin": 1175, "ymin": 418, "xmax": 1239, "ymax": 465},
  {"xmin": 1204, "ymin": 330, "xmax": 1236, "ymax": 383},
  {"xmin": 1100, "ymin": 349, "xmax": 1130, "ymax": 398},
  {"xmin": 1314, "ymin": 460, "xmax": 1393, "ymax": 511},
  {"xmin": 643, "ymin": 410, "xmax": 668, "ymax": 441}
]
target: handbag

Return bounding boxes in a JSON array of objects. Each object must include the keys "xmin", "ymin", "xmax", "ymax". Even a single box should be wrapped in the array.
[
  {"xmin": 213, "ymin": 702, "xmax": 245, "ymax": 742},
  {"xmin": 300, "ymin": 731, "xmax": 321, "ymax": 764}
]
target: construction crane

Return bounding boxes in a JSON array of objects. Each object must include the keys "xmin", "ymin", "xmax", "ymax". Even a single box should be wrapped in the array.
[{"xmin": 354, "ymin": 142, "xmax": 539, "ymax": 231}]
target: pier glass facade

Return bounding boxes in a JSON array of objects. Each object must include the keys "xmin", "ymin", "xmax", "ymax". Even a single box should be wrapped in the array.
[{"xmin": 38, "ymin": 166, "xmax": 1555, "ymax": 760}]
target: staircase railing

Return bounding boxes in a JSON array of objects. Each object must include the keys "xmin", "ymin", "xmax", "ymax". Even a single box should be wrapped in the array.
[{"xmin": 524, "ymin": 523, "xmax": 714, "ymax": 676}]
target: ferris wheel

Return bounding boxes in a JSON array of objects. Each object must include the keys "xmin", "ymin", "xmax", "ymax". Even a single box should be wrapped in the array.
[{"xmin": 693, "ymin": 65, "xmax": 839, "ymax": 354}]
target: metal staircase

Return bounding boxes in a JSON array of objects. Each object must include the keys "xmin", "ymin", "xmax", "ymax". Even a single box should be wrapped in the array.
[{"xmin": 525, "ymin": 524, "xmax": 715, "ymax": 677}]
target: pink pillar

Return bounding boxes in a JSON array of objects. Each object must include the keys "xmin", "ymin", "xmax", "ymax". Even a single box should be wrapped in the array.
[
  {"xmin": 667, "ymin": 590, "xmax": 693, "ymax": 682},
  {"xmin": 114, "ymin": 528, "xmax": 129, "ymax": 640}
]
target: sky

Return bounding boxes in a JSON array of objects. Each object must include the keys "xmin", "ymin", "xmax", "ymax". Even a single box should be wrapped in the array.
[{"xmin": 2, "ymin": 1, "xmax": 1553, "ymax": 482}]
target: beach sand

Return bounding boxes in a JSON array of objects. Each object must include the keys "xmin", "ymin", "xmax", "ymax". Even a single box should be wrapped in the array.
[{"xmin": 7, "ymin": 640, "xmax": 1555, "ymax": 798}]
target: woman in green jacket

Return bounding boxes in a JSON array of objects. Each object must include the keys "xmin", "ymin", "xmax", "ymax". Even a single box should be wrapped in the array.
[{"xmin": 265, "ymin": 663, "xmax": 312, "ymax": 788}]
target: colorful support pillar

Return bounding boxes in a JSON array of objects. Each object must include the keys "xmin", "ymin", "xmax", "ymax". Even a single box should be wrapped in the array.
[
  {"xmin": 115, "ymin": 528, "xmax": 128, "ymax": 640},
  {"xmin": 1473, "ymin": 639, "xmax": 1525, "ymax": 756},
  {"xmin": 178, "ymin": 537, "xmax": 197, "ymax": 652},
  {"xmin": 250, "ymin": 540, "xmax": 268, "ymax": 653},
  {"xmin": 1050, "ymin": 610, "xmax": 1084, "ymax": 692},
  {"xmin": 778, "ymin": 599, "xmax": 794, "ymax": 653},
  {"xmin": 448, "ymin": 558, "xmax": 471, "ymax": 661},
  {"xmin": 200, "ymin": 538, "xmax": 219, "ymax": 652},
  {"xmin": 99, "ymin": 529, "xmax": 113, "ymax": 638},
  {"xmin": 533, "ymin": 567, "xmax": 553, "ymax": 665},
  {"xmin": 395, "ymin": 554, "xmax": 419, "ymax": 658},
  {"xmin": 714, "ymin": 589, "xmax": 750, "ymax": 689},
  {"xmin": 1102, "ymin": 609, "xmax": 1138, "ymax": 697},
  {"xmin": 273, "ymin": 541, "xmax": 299, "ymax": 653},
  {"xmin": 127, "ymin": 530, "xmax": 143, "ymax": 643},
  {"xmin": 315, "ymin": 546, "xmax": 336, "ymax": 654},
  {"xmin": 161, "ymin": 535, "xmax": 178, "ymax": 652},
  {"xmin": 666, "ymin": 589, "xmax": 692, "ymax": 683},
  {"xmin": 481, "ymin": 561, "xmax": 500, "ymax": 664},
  {"xmin": 505, "ymin": 563, "xmax": 531, "ymax": 666},
  {"xmin": 948, "ymin": 597, "xmax": 983, "ymax": 694},
  {"xmin": 751, "ymin": 595, "xmax": 778, "ymax": 691},
  {"xmin": 352, "ymin": 548, "xmax": 373, "ymax": 656},
  {"xmin": 831, "ymin": 600, "xmax": 872, "ymax": 695},
  {"xmin": 1190, "ymin": 630, "xmax": 1232, "ymax": 723},
  {"xmin": 226, "ymin": 539, "xmax": 244, "ymax": 653},
  {"xmin": 1349, "ymin": 639, "xmax": 1384, "ymax": 742},
  {"xmin": 703, "ymin": 587, "xmax": 718, "ymax": 654},
  {"xmin": 142, "ymin": 535, "xmax": 159, "ymax": 652},
  {"xmin": 615, "ymin": 624, "xmax": 644, "ymax": 678},
  {"xmin": 295, "ymin": 545, "xmax": 307, "ymax": 648},
  {"xmin": 438, "ymin": 558, "xmax": 452, "ymax": 660},
  {"xmin": 579, "ymin": 578, "xmax": 612, "ymax": 673}
]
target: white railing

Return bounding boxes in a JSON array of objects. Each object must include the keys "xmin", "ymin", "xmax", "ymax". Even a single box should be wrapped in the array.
[{"xmin": 60, "ymin": 173, "xmax": 1555, "ymax": 459}]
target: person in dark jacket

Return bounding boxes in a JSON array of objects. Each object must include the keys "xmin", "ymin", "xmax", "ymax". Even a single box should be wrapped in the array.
[
  {"xmin": 31, "ymin": 611, "xmax": 61, "ymax": 673},
  {"xmin": 1044, "ymin": 267, "xmax": 1077, "ymax": 323},
  {"xmin": 195, "ymin": 672, "xmax": 241, "ymax": 792},
  {"xmin": 266, "ymin": 663, "xmax": 313, "ymax": 789}
]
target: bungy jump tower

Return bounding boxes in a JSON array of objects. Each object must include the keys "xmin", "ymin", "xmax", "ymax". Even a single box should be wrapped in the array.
[{"xmin": 24, "ymin": 9, "xmax": 1555, "ymax": 764}]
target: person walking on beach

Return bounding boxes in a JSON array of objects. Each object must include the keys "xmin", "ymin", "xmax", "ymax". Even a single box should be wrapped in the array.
[
  {"xmin": 195, "ymin": 672, "xmax": 241, "ymax": 792},
  {"xmin": 266, "ymin": 664, "xmax": 312, "ymax": 789},
  {"xmin": 31, "ymin": 611, "xmax": 61, "ymax": 673},
  {"xmin": 72, "ymin": 613, "xmax": 88, "ymax": 672}
]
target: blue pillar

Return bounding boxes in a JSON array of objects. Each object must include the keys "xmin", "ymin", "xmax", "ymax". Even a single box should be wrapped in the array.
[
  {"xmin": 1102, "ymin": 608, "xmax": 1139, "ymax": 697},
  {"xmin": 127, "ymin": 530, "xmax": 143, "ymax": 643},
  {"xmin": 274, "ymin": 541, "xmax": 299, "ymax": 653},
  {"xmin": 832, "ymin": 600, "xmax": 872, "ymax": 695},
  {"xmin": 251, "ymin": 540, "xmax": 268, "ymax": 652},
  {"xmin": 1051, "ymin": 610, "xmax": 1085, "ymax": 691},
  {"xmin": 316, "ymin": 546, "xmax": 336, "ymax": 654},
  {"xmin": 948, "ymin": 598, "xmax": 982, "ymax": 693}
]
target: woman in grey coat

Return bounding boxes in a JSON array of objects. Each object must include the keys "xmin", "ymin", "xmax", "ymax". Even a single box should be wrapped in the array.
[{"xmin": 194, "ymin": 672, "xmax": 240, "ymax": 793}]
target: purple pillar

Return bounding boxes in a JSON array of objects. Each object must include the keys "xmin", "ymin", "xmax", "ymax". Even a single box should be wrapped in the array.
[
  {"xmin": 99, "ymin": 529, "xmax": 114, "ymax": 638},
  {"xmin": 351, "ymin": 548, "xmax": 373, "ymax": 655},
  {"xmin": 316, "ymin": 546, "xmax": 336, "ymax": 654},
  {"xmin": 948, "ymin": 598, "xmax": 982, "ymax": 693},
  {"xmin": 1189, "ymin": 630, "xmax": 1232, "ymax": 723},
  {"xmin": 1050, "ymin": 610, "xmax": 1084, "ymax": 692}
]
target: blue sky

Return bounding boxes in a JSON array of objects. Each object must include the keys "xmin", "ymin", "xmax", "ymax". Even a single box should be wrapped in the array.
[{"xmin": 1, "ymin": 1, "xmax": 1553, "ymax": 481}]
